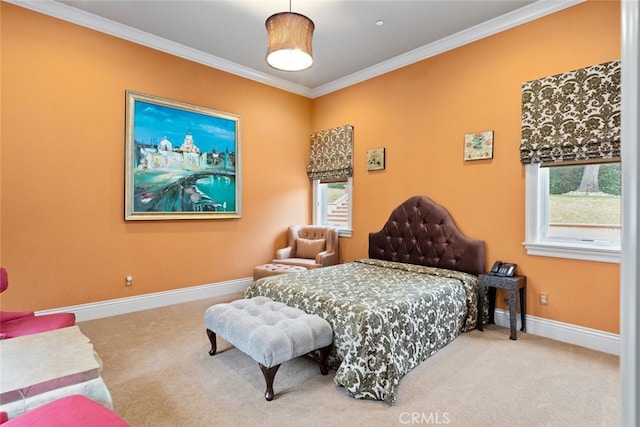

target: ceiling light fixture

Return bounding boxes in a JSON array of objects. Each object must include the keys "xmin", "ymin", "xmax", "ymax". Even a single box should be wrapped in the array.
[{"xmin": 265, "ymin": 1, "xmax": 315, "ymax": 72}]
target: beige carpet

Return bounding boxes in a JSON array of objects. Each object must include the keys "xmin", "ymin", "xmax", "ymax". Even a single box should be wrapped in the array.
[{"xmin": 78, "ymin": 293, "xmax": 619, "ymax": 427}]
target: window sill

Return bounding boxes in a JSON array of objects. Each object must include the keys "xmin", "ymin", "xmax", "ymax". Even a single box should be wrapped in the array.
[
  {"xmin": 337, "ymin": 228, "xmax": 352, "ymax": 238},
  {"xmin": 523, "ymin": 240, "xmax": 620, "ymax": 263}
]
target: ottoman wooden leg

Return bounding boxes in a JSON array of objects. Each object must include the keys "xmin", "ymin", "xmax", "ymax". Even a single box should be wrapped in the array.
[
  {"xmin": 259, "ymin": 363, "xmax": 281, "ymax": 401},
  {"xmin": 318, "ymin": 345, "xmax": 331, "ymax": 375},
  {"xmin": 206, "ymin": 329, "xmax": 217, "ymax": 356}
]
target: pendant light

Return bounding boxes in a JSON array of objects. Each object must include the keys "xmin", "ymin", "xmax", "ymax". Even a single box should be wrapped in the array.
[{"xmin": 265, "ymin": 1, "xmax": 315, "ymax": 71}]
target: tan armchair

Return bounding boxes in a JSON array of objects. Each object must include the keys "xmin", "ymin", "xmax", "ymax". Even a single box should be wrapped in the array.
[{"xmin": 273, "ymin": 225, "xmax": 339, "ymax": 269}]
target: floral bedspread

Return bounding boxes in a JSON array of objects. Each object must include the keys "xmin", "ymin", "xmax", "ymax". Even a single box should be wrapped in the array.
[{"xmin": 243, "ymin": 258, "xmax": 479, "ymax": 405}]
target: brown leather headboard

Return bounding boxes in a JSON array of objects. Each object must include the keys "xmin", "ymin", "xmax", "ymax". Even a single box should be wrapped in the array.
[{"xmin": 368, "ymin": 196, "xmax": 486, "ymax": 276}]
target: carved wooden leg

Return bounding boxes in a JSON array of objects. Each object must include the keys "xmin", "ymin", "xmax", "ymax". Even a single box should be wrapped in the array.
[
  {"xmin": 318, "ymin": 345, "xmax": 331, "ymax": 375},
  {"xmin": 206, "ymin": 329, "xmax": 217, "ymax": 356},
  {"xmin": 259, "ymin": 363, "xmax": 281, "ymax": 401}
]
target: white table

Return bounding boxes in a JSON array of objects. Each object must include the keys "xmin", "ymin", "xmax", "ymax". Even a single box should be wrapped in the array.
[{"xmin": 0, "ymin": 326, "xmax": 112, "ymax": 418}]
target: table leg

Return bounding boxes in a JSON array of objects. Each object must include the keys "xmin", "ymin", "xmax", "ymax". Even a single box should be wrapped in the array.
[
  {"xmin": 519, "ymin": 287, "xmax": 526, "ymax": 333},
  {"xmin": 488, "ymin": 287, "xmax": 496, "ymax": 324},
  {"xmin": 508, "ymin": 289, "xmax": 517, "ymax": 340}
]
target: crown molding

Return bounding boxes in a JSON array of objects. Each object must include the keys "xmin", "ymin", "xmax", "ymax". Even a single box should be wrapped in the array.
[
  {"xmin": 4, "ymin": 0, "xmax": 314, "ymax": 98},
  {"xmin": 5, "ymin": 0, "xmax": 584, "ymax": 99},
  {"xmin": 311, "ymin": 0, "xmax": 585, "ymax": 97}
]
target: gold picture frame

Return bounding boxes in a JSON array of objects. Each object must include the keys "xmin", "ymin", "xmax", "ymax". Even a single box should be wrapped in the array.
[
  {"xmin": 125, "ymin": 91, "xmax": 241, "ymax": 220},
  {"xmin": 367, "ymin": 147, "xmax": 385, "ymax": 171},
  {"xmin": 464, "ymin": 130, "xmax": 494, "ymax": 161}
]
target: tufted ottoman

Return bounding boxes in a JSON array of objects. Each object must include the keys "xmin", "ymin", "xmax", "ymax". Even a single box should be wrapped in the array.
[
  {"xmin": 252, "ymin": 263, "xmax": 307, "ymax": 281},
  {"xmin": 204, "ymin": 296, "xmax": 333, "ymax": 401}
]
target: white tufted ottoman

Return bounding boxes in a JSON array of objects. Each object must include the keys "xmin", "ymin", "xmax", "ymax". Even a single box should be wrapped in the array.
[{"xmin": 204, "ymin": 296, "xmax": 333, "ymax": 401}]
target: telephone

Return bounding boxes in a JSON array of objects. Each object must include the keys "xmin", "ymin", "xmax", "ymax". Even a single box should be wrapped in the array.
[{"xmin": 489, "ymin": 261, "xmax": 517, "ymax": 277}]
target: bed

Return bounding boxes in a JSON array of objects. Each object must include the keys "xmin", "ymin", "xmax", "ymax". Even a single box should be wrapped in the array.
[{"xmin": 243, "ymin": 195, "xmax": 485, "ymax": 404}]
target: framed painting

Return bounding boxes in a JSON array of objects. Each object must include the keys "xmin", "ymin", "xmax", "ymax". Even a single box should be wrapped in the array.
[
  {"xmin": 367, "ymin": 147, "xmax": 385, "ymax": 171},
  {"xmin": 125, "ymin": 91, "xmax": 241, "ymax": 220},
  {"xmin": 464, "ymin": 130, "xmax": 493, "ymax": 161}
]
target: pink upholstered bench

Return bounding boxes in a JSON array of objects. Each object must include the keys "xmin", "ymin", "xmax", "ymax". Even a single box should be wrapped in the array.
[{"xmin": 253, "ymin": 263, "xmax": 307, "ymax": 281}]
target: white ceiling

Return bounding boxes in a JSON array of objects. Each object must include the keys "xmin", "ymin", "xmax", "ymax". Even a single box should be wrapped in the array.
[{"xmin": 9, "ymin": 0, "xmax": 582, "ymax": 97}]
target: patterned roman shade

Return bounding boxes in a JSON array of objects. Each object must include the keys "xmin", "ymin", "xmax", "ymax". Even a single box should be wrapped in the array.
[
  {"xmin": 307, "ymin": 124, "xmax": 354, "ymax": 181},
  {"xmin": 520, "ymin": 60, "xmax": 621, "ymax": 165}
]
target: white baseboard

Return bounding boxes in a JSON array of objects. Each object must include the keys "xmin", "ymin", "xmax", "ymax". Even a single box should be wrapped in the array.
[
  {"xmin": 492, "ymin": 308, "xmax": 620, "ymax": 356},
  {"xmin": 36, "ymin": 277, "xmax": 253, "ymax": 323},
  {"xmin": 37, "ymin": 279, "xmax": 620, "ymax": 355}
]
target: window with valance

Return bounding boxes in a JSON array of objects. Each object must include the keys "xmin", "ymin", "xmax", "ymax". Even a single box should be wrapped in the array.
[
  {"xmin": 520, "ymin": 60, "xmax": 620, "ymax": 165},
  {"xmin": 521, "ymin": 60, "xmax": 621, "ymax": 263},
  {"xmin": 308, "ymin": 124, "xmax": 354, "ymax": 236},
  {"xmin": 307, "ymin": 124, "xmax": 354, "ymax": 182}
]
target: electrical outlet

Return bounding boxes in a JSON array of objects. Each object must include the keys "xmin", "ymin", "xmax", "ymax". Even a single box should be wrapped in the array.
[{"xmin": 540, "ymin": 293, "xmax": 548, "ymax": 305}]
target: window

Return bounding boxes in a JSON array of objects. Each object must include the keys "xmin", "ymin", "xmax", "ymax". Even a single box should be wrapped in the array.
[
  {"xmin": 520, "ymin": 61, "xmax": 621, "ymax": 263},
  {"xmin": 307, "ymin": 124, "xmax": 354, "ymax": 236},
  {"xmin": 313, "ymin": 178, "xmax": 352, "ymax": 237},
  {"xmin": 524, "ymin": 162, "xmax": 621, "ymax": 263}
]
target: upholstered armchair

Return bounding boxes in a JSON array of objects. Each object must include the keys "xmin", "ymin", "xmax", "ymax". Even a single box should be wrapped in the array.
[
  {"xmin": 0, "ymin": 267, "xmax": 76, "ymax": 339},
  {"xmin": 273, "ymin": 225, "xmax": 339, "ymax": 269}
]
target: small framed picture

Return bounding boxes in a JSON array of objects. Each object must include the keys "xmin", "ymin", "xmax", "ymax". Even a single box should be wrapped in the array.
[
  {"xmin": 367, "ymin": 147, "xmax": 385, "ymax": 171},
  {"xmin": 464, "ymin": 130, "xmax": 493, "ymax": 161}
]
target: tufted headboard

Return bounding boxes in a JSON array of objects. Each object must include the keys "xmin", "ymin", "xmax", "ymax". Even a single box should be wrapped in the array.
[{"xmin": 368, "ymin": 196, "xmax": 486, "ymax": 276}]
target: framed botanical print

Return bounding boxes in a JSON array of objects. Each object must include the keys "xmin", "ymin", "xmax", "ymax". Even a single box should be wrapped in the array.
[
  {"xmin": 367, "ymin": 147, "xmax": 386, "ymax": 171},
  {"xmin": 464, "ymin": 130, "xmax": 493, "ymax": 161}
]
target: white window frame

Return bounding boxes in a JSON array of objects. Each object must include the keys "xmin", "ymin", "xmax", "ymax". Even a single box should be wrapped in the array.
[
  {"xmin": 523, "ymin": 163, "xmax": 620, "ymax": 263},
  {"xmin": 312, "ymin": 178, "xmax": 353, "ymax": 237}
]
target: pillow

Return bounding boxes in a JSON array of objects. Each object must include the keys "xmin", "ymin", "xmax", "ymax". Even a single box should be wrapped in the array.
[{"xmin": 296, "ymin": 238, "xmax": 326, "ymax": 259}]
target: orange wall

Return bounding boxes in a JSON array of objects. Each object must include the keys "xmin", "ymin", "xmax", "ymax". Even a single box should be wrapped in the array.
[
  {"xmin": 0, "ymin": 3, "xmax": 312, "ymax": 310},
  {"xmin": 1, "ymin": 1, "xmax": 621, "ymax": 333},
  {"xmin": 313, "ymin": 0, "xmax": 620, "ymax": 333}
]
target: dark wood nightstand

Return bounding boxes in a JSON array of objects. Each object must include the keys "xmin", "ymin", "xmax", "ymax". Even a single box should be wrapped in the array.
[{"xmin": 477, "ymin": 274, "xmax": 526, "ymax": 340}]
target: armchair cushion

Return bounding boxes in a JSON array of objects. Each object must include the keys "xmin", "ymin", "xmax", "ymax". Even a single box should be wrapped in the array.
[
  {"xmin": 0, "ymin": 313, "xmax": 76, "ymax": 339},
  {"xmin": 296, "ymin": 238, "xmax": 326, "ymax": 259},
  {"xmin": 0, "ymin": 311, "xmax": 35, "ymax": 323}
]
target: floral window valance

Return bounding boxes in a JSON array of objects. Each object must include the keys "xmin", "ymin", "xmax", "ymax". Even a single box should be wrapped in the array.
[
  {"xmin": 307, "ymin": 124, "xmax": 354, "ymax": 181},
  {"xmin": 520, "ymin": 60, "xmax": 621, "ymax": 165}
]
